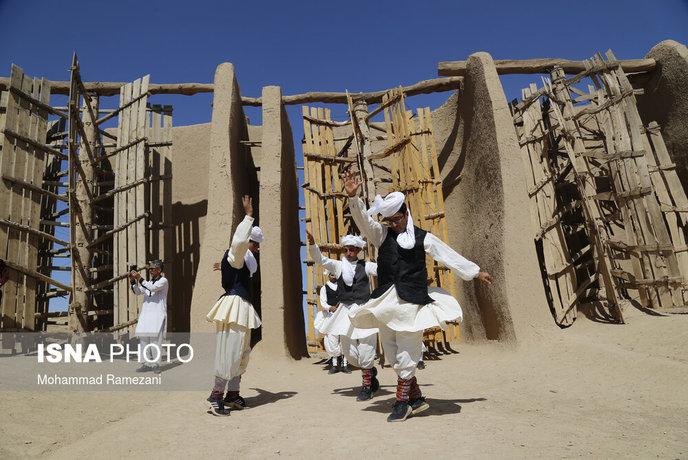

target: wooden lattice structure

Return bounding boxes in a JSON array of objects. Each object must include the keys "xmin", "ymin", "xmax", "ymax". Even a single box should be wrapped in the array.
[
  {"xmin": 302, "ymin": 106, "xmax": 351, "ymax": 353},
  {"xmin": 301, "ymin": 88, "xmax": 459, "ymax": 355},
  {"xmin": 0, "ymin": 56, "xmax": 173, "ymax": 335},
  {"xmin": 0, "ymin": 65, "xmax": 55, "ymax": 331},
  {"xmin": 512, "ymin": 50, "xmax": 688, "ymax": 325}
]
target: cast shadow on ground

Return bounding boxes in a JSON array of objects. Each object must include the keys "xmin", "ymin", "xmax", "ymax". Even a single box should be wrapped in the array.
[
  {"xmin": 332, "ymin": 383, "xmax": 399, "ymax": 398},
  {"xmin": 361, "ymin": 395, "xmax": 486, "ymax": 417},
  {"xmin": 244, "ymin": 388, "xmax": 297, "ymax": 408}
]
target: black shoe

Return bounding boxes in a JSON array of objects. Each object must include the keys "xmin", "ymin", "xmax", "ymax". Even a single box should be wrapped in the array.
[
  {"xmin": 224, "ymin": 394, "xmax": 247, "ymax": 410},
  {"xmin": 387, "ymin": 401, "xmax": 412, "ymax": 422},
  {"xmin": 416, "ymin": 360, "xmax": 426, "ymax": 370},
  {"xmin": 409, "ymin": 397, "xmax": 430, "ymax": 415},
  {"xmin": 340, "ymin": 365, "xmax": 351, "ymax": 374},
  {"xmin": 371, "ymin": 376, "xmax": 380, "ymax": 393},
  {"xmin": 135, "ymin": 365, "xmax": 150, "ymax": 373},
  {"xmin": 371, "ymin": 367, "xmax": 378, "ymax": 378},
  {"xmin": 153, "ymin": 366, "xmax": 161, "ymax": 375},
  {"xmin": 328, "ymin": 365, "xmax": 340, "ymax": 375},
  {"xmin": 206, "ymin": 396, "xmax": 230, "ymax": 416},
  {"xmin": 356, "ymin": 386, "xmax": 374, "ymax": 401}
]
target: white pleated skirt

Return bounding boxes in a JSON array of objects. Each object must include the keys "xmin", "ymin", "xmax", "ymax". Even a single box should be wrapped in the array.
[
  {"xmin": 349, "ymin": 285, "xmax": 463, "ymax": 332},
  {"xmin": 319, "ymin": 303, "xmax": 378, "ymax": 339},
  {"xmin": 206, "ymin": 294, "xmax": 262, "ymax": 329}
]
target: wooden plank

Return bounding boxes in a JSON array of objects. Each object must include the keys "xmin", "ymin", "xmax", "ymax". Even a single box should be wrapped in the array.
[
  {"xmin": 116, "ymin": 81, "xmax": 132, "ymax": 326},
  {"xmin": 135, "ymin": 77, "xmax": 150, "ymax": 314},
  {"xmin": 23, "ymin": 76, "xmax": 50, "ymax": 330},
  {"xmin": 2, "ymin": 66, "xmax": 29, "ymax": 329},
  {"xmin": 438, "ymin": 57, "xmax": 656, "ymax": 77},
  {"xmin": 605, "ymin": 51, "xmax": 685, "ymax": 308},
  {"xmin": 548, "ymin": 66, "xmax": 625, "ymax": 322}
]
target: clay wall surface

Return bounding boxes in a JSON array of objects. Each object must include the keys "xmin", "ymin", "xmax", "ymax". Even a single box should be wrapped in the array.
[
  {"xmin": 188, "ymin": 63, "xmax": 259, "ymax": 333},
  {"xmin": 636, "ymin": 40, "xmax": 688, "ymax": 188},
  {"xmin": 257, "ymin": 86, "xmax": 307, "ymax": 358},
  {"xmin": 432, "ymin": 52, "xmax": 550, "ymax": 343},
  {"xmin": 165, "ymin": 123, "xmax": 210, "ymax": 331}
]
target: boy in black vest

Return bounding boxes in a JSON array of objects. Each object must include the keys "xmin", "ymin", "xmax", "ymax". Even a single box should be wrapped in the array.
[
  {"xmin": 205, "ymin": 195, "xmax": 264, "ymax": 416},
  {"xmin": 343, "ymin": 171, "xmax": 493, "ymax": 422},
  {"xmin": 307, "ymin": 230, "xmax": 381, "ymax": 402},
  {"xmin": 316, "ymin": 269, "xmax": 346, "ymax": 373}
]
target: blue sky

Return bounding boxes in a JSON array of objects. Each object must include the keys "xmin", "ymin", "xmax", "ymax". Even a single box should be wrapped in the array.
[{"xmin": 1, "ymin": 0, "xmax": 686, "ymax": 315}]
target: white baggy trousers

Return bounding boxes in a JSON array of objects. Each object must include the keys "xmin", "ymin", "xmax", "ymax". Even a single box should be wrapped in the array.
[{"xmin": 214, "ymin": 322, "xmax": 251, "ymax": 391}]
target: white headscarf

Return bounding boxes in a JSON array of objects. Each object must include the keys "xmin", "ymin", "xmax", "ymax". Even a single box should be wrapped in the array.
[
  {"xmin": 339, "ymin": 234, "xmax": 365, "ymax": 286},
  {"xmin": 340, "ymin": 234, "xmax": 365, "ymax": 248},
  {"xmin": 244, "ymin": 250, "xmax": 257, "ymax": 277},
  {"xmin": 366, "ymin": 192, "xmax": 415, "ymax": 249},
  {"xmin": 250, "ymin": 226, "xmax": 264, "ymax": 243}
]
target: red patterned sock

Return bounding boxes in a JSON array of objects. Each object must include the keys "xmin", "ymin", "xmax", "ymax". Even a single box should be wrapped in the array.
[
  {"xmin": 362, "ymin": 368, "xmax": 372, "ymax": 387},
  {"xmin": 396, "ymin": 377, "xmax": 412, "ymax": 402},
  {"xmin": 409, "ymin": 376, "xmax": 422, "ymax": 400}
]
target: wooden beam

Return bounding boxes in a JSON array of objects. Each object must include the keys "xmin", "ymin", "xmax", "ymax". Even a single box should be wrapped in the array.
[
  {"xmin": 4, "ymin": 260, "xmax": 72, "ymax": 292},
  {"xmin": 0, "ymin": 219, "xmax": 70, "ymax": 246},
  {"xmin": 0, "ymin": 76, "xmax": 463, "ymax": 105},
  {"xmin": 438, "ymin": 57, "xmax": 656, "ymax": 76}
]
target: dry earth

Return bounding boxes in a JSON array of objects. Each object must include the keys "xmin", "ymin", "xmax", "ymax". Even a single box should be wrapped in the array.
[{"xmin": 1, "ymin": 307, "xmax": 687, "ymax": 459}]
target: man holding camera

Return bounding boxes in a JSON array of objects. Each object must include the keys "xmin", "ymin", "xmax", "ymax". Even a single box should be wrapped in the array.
[{"xmin": 129, "ymin": 259, "xmax": 169, "ymax": 374}]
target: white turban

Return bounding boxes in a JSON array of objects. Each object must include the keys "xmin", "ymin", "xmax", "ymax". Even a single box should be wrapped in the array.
[
  {"xmin": 250, "ymin": 226, "xmax": 264, "ymax": 243},
  {"xmin": 366, "ymin": 192, "xmax": 405, "ymax": 218},
  {"xmin": 366, "ymin": 192, "xmax": 415, "ymax": 250},
  {"xmin": 341, "ymin": 234, "xmax": 365, "ymax": 248}
]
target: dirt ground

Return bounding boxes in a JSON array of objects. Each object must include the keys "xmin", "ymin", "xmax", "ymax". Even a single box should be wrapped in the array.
[{"xmin": 1, "ymin": 307, "xmax": 687, "ymax": 459}]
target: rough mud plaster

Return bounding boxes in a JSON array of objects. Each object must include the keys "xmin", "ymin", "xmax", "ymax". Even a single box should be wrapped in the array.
[
  {"xmin": 434, "ymin": 52, "xmax": 549, "ymax": 343},
  {"xmin": 189, "ymin": 63, "xmax": 258, "ymax": 332},
  {"xmin": 636, "ymin": 40, "xmax": 688, "ymax": 189},
  {"xmin": 166, "ymin": 123, "xmax": 210, "ymax": 331},
  {"xmin": 257, "ymin": 86, "xmax": 307, "ymax": 358}
]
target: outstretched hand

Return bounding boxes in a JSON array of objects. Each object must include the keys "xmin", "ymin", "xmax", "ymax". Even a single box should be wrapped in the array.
[
  {"xmin": 242, "ymin": 195, "xmax": 253, "ymax": 217},
  {"xmin": 342, "ymin": 170, "xmax": 362, "ymax": 198},
  {"xmin": 305, "ymin": 229, "xmax": 315, "ymax": 245},
  {"xmin": 477, "ymin": 271, "xmax": 493, "ymax": 285}
]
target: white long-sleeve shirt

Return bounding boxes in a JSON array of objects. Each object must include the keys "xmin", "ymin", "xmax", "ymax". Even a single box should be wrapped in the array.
[
  {"xmin": 308, "ymin": 243, "xmax": 377, "ymax": 280},
  {"xmin": 319, "ymin": 282, "xmax": 338, "ymax": 311},
  {"xmin": 227, "ymin": 215, "xmax": 253, "ymax": 269},
  {"xmin": 132, "ymin": 276, "xmax": 168, "ymax": 336},
  {"xmin": 348, "ymin": 196, "xmax": 480, "ymax": 281}
]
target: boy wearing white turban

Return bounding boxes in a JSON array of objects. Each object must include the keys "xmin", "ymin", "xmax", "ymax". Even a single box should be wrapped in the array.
[
  {"xmin": 306, "ymin": 229, "xmax": 381, "ymax": 401},
  {"xmin": 315, "ymin": 269, "xmax": 344, "ymax": 373},
  {"xmin": 205, "ymin": 195, "xmax": 264, "ymax": 416},
  {"xmin": 343, "ymin": 171, "xmax": 493, "ymax": 422}
]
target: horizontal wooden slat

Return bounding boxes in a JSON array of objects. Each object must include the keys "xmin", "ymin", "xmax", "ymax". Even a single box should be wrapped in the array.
[{"xmin": 438, "ymin": 57, "xmax": 656, "ymax": 76}]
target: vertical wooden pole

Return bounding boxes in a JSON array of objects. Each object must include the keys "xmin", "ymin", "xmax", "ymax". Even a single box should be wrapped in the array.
[{"xmin": 70, "ymin": 94, "xmax": 98, "ymax": 332}]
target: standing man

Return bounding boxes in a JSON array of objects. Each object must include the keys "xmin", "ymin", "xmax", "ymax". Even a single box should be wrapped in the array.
[
  {"xmin": 342, "ymin": 170, "xmax": 493, "ymax": 422},
  {"xmin": 130, "ymin": 259, "xmax": 168, "ymax": 374},
  {"xmin": 205, "ymin": 195, "xmax": 263, "ymax": 416},
  {"xmin": 315, "ymin": 270, "xmax": 344, "ymax": 373},
  {"xmin": 307, "ymin": 230, "xmax": 380, "ymax": 401}
]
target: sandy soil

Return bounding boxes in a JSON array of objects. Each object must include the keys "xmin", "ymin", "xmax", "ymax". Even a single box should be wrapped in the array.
[{"xmin": 1, "ymin": 307, "xmax": 687, "ymax": 459}]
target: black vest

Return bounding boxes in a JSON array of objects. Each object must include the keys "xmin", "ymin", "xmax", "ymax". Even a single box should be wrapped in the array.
[
  {"xmin": 372, "ymin": 226, "xmax": 433, "ymax": 305},
  {"xmin": 325, "ymin": 283, "xmax": 340, "ymax": 307},
  {"xmin": 220, "ymin": 249, "xmax": 252, "ymax": 302},
  {"xmin": 336, "ymin": 260, "xmax": 371, "ymax": 306}
]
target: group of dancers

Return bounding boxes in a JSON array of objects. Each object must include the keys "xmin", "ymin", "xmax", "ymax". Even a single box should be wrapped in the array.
[{"xmin": 204, "ymin": 171, "xmax": 493, "ymax": 421}]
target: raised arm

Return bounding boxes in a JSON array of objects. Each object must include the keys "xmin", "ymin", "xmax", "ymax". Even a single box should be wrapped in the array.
[
  {"xmin": 306, "ymin": 230, "xmax": 342, "ymax": 277},
  {"xmin": 424, "ymin": 233, "xmax": 482, "ymax": 281},
  {"xmin": 140, "ymin": 276, "xmax": 168, "ymax": 294},
  {"xmin": 227, "ymin": 195, "xmax": 255, "ymax": 269},
  {"xmin": 343, "ymin": 170, "xmax": 386, "ymax": 247}
]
